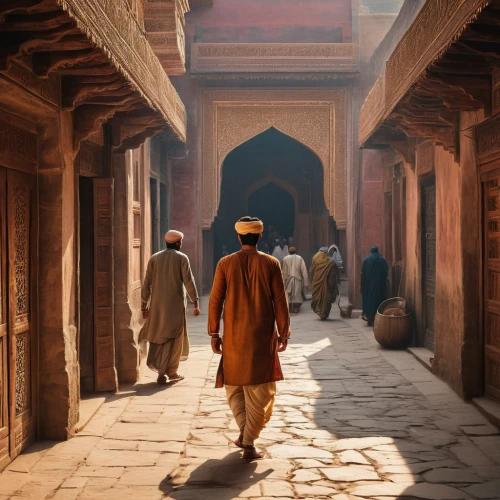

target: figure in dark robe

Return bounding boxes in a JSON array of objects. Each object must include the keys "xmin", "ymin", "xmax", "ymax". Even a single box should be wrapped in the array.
[{"xmin": 361, "ymin": 246, "xmax": 389, "ymax": 326}]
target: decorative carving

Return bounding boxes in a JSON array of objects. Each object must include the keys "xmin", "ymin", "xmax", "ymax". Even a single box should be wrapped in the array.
[
  {"xmin": 478, "ymin": 118, "xmax": 500, "ymax": 163},
  {"xmin": 191, "ymin": 43, "xmax": 358, "ymax": 74},
  {"xmin": 14, "ymin": 186, "xmax": 29, "ymax": 316},
  {"xmin": 202, "ymin": 89, "xmax": 348, "ymax": 229},
  {"xmin": 4, "ymin": 61, "xmax": 60, "ymax": 106},
  {"xmin": 385, "ymin": 0, "xmax": 490, "ymax": 115},
  {"xmin": 359, "ymin": 0, "xmax": 492, "ymax": 149},
  {"xmin": 145, "ymin": 0, "xmax": 189, "ymax": 75},
  {"xmin": 359, "ymin": 73, "xmax": 385, "ymax": 146},
  {"xmin": 489, "ymin": 237, "xmax": 500, "ymax": 259},
  {"xmin": 416, "ymin": 141, "xmax": 435, "ymax": 176},
  {"xmin": 0, "ymin": 121, "xmax": 37, "ymax": 164},
  {"xmin": 1, "ymin": 0, "xmax": 187, "ymax": 142},
  {"xmin": 77, "ymin": 141, "xmax": 104, "ymax": 176},
  {"xmin": 15, "ymin": 333, "xmax": 29, "ymax": 416}
]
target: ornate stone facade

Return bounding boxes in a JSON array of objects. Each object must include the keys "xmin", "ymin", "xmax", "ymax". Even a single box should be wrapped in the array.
[
  {"xmin": 201, "ymin": 89, "xmax": 349, "ymax": 230},
  {"xmin": 191, "ymin": 43, "xmax": 358, "ymax": 73}
]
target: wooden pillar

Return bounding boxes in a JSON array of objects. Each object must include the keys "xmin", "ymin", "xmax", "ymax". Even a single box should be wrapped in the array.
[{"xmin": 38, "ymin": 112, "xmax": 79, "ymax": 439}]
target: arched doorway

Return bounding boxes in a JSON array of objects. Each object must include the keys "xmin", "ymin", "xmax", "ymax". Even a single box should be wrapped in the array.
[
  {"xmin": 247, "ymin": 182, "xmax": 295, "ymax": 245},
  {"xmin": 210, "ymin": 128, "xmax": 337, "ymax": 279}
]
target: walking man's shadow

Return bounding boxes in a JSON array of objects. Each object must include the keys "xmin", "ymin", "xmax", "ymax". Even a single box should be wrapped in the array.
[{"xmin": 160, "ymin": 451, "xmax": 274, "ymax": 499}]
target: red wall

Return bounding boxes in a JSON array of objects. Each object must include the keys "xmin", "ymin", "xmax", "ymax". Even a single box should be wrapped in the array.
[
  {"xmin": 188, "ymin": 0, "xmax": 352, "ymax": 43},
  {"xmin": 361, "ymin": 149, "xmax": 384, "ymax": 259}
]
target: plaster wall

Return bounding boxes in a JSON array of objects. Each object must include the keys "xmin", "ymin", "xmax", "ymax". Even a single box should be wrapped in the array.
[
  {"xmin": 360, "ymin": 149, "xmax": 384, "ymax": 259},
  {"xmin": 402, "ymin": 118, "xmax": 483, "ymax": 398}
]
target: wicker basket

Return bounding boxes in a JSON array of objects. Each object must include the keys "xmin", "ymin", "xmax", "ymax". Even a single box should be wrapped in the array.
[{"xmin": 373, "ymin": 297, "xmax": 412, "ymax": 349}]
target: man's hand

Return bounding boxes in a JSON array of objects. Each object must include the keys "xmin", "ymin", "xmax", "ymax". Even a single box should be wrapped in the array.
[
  {"xmin": 211, "ymin": 336, "xmax": 222, "ymax": 354},
  {"xmin": 193, "ymin": 301, "xmax": 201, "ymax": 317},
  {"xmin": 142, "ymin": 310, "xmax": 149, "ymax": 320},
  {"xmin": 278, "ymin": 336, "xmax": 288, "ymax": 352}
]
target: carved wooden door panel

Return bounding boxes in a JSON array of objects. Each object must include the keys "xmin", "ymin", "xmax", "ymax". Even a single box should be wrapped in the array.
[
  {"xmin": 0, "ymin": 168, "xmax": 8, "ymax": 469},
  {"xmin": 422, "ymin": 182, "xmax": 436, "ymax": 352},
  {"xmin": 484, "ymin": 175, "xmax": 500, "ymax": 401},
  {"xmin": 7, "ymin": 170, "xmax": 36, "ymax": 458},
  {"xmin": 93, "ymin": 179, "xmax": 117, "ymax": 392}
]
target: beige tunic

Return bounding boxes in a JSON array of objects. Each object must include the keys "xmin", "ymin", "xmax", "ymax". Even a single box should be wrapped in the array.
[
  {"xmin": 141, "ymin": 249, "xmax": 198, "ymax": 345},
  {"xmin": 282, "ymin": 254, "xmax": 309, "ymax": 304}
]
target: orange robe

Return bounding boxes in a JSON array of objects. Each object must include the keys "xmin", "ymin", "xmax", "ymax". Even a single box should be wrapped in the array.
[{"xmin": 208, "ymin": 248, "xmax": 290, "ymax": 387}]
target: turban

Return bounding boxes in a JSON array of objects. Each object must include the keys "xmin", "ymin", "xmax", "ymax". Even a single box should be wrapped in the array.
[
  {"xmin": 289, "ymin": 247, "xmax": 297, "ymax": 253},
  {"xmin": 165, "ymin": 230, "xmax": 184, "ymax": 243},
  {"xmin": 234, "ymin": 219, "xmax": 264, "ymax": 235},
  {"xmin": 319, "ymin": 246, "xmax": 329, "ymax": 252}
]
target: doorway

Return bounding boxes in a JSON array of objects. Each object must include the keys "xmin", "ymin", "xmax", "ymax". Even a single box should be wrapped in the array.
[
  {"xmin": 483, "ymin": 174, "xmax": 500, "ymax": 402},
  {"xmin": 0, "ymin": 167, "xmax": 37, "ymax": 469},
  {"xmin": 79, "ymin": 177, "xmax": 95, "ymax": 393},
  {"xmin": 78, "ymin": 176, "xmax": 116, "ymax": 394},
  {"xmin": 422, "ymin": 178, "xmax": 436, "ymax": 352},
  {"xmin": 212, "ymin": 127, "xmax": 332, "ymax": 267}
]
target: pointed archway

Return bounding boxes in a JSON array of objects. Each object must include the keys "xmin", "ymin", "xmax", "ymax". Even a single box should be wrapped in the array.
[{"xmin": 203, "ymin": 128, "xmax": 338, "ymax": 290}]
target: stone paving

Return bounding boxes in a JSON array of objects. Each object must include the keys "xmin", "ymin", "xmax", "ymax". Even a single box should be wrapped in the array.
[{"xmin": 1, "ymin": 305, "xmax": 500, "ymax": 499}]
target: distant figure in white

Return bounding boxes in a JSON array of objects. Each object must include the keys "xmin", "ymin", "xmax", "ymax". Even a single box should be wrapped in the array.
[
  {"xmin": 282, "ymin": 247, "xmax": 309, "ymax": 313},
  {"xmin": 272, "ymin": 238, "xmax": 289, "ymax": 265},
  {"xmin": 329, "ymin": 244, "xmax": 343, "ymax": 270}
]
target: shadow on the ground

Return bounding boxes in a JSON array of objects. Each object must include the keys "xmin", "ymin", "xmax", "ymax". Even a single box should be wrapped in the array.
[
  {"xmin": 161, "ymin": 451, "xmax": 274, "ymax": 499},
  {"xmin": 279, "ymin": 309, "xmax": 484, "ymax": 498}
]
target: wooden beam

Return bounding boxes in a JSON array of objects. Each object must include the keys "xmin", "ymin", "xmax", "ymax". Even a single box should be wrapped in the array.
[{"xmin": 32, "ymin": 48, "xmax": 98, "ymax": 76}]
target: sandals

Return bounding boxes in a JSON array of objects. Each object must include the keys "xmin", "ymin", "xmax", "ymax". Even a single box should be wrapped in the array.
[
  {"xmin": 168, "ymin": 373, "xmax": 185, "ymax": 382},
  {"xmin": 157, "ymin": 374, "xmax": 184, "ymax": 385}
]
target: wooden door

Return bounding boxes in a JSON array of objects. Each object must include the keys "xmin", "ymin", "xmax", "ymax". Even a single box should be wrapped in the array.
[
  {"xmin": 422, "ymin": 182, "xmax": 436, "ymax": 351},
  {"xmin": 0, "ymin": 169, "xmax": 8, "ymax": 469},
  {"xmin": 93, "ymin": 179, "xmax": 117, "ymax": 392},
  {"xmin": 484, "ymin": 175, "xmax": 500, "ymax": 401},
  {"xmin": 7, "ymin": 169, "xmax": 36, "ymax": 459}
]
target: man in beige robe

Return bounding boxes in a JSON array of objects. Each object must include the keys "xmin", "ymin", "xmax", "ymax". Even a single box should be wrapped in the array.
[
  {"xmin": 282, "ymin": 247, "xmax": 309, "ymax": 313},
  {"xmin": 141, "ymin": 230, "xmax": 200, "ymax": 384},
  {"xmin": 209, "ymin": 216, "xmax": 290, "ymax": 460}
]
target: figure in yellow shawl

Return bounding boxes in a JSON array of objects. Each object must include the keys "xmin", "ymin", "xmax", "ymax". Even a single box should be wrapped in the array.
[
  {"xmin": 209, "ymin": 216, "xmax": 290, "ymax": 460},
  {"xmin": 310, "ymin": 246, "xmax": 340, "ymax": 320},
  {"xmin": 141, "ymin": 230, "xmax": 200, "ymax": 385}
]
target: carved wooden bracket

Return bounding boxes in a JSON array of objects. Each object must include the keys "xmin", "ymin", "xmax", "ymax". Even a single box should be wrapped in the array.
[
  {"xmin": 0, "ymin": 0, "xmax": 187, "ymax": 150},
  {"xmin": 110, "ymin": 109, "xmax": 167, "ymax": 153}
]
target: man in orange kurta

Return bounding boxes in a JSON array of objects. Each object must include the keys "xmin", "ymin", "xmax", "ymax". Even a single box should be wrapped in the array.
[{"xmin": 208, "ymin": 217, "xmax": 290, "ymax": 459}]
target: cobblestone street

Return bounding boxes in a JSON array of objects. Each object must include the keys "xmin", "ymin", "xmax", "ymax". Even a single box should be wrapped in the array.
[{"xmin": 1, "ymin": 306, "xmax": 499, "ymax": 500}]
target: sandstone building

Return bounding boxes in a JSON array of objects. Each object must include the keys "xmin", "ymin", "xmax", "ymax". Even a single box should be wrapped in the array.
[
  {"xmin": 0, "ymin": 0, "xmax": 191, "ymax": 470},
  {"xmin": 359, "ymin": 0, "xmax": 500, "ymax": 421}
]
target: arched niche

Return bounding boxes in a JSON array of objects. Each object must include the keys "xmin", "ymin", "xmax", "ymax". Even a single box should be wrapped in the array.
[{"xmin": 201, "ymin": 89, "xmax": 349, "ymax": 230}]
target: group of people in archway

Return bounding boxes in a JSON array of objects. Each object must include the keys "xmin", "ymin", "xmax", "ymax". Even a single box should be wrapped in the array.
[{"xmin": 281, "ymin": 244, "xmax": 343, "ymax": 319}]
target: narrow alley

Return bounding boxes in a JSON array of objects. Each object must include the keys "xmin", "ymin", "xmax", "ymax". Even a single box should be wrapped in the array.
[{"xmin": 1, "ymin": 307, "xmax": 499, "ymax": 500}]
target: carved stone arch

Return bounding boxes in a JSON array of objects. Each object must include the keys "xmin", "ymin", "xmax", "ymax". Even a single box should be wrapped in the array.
[
  {"xmin": 219, "ymin": 125, "xmax": 326, "ymax": 176},
  {"xmin": 202, "ymin": 89, "xmax": 349, "ymax": 230}
]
